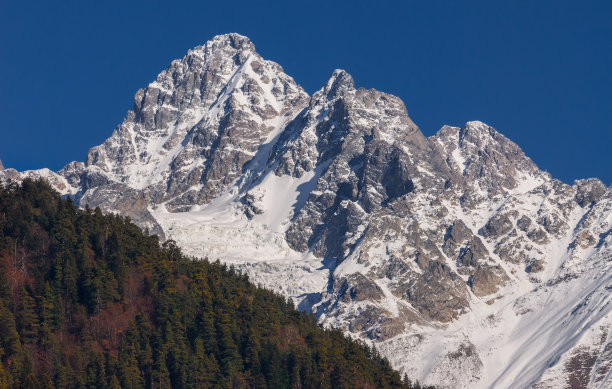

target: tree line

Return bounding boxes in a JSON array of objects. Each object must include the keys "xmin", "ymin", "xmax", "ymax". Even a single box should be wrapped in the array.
[{"xmin": 0, "ymin": 179, "xmax": 432, "ymax": 388}]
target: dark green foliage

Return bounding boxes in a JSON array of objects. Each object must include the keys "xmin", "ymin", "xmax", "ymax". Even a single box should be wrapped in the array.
[{"xmin": 0, "ymin": 179, "xmax": 431, "ymax": 388}]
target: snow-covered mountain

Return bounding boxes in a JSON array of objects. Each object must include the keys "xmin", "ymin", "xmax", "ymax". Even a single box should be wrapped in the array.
[{"xmin": 3, "ymin": 33, "xmax": 611, "ymax": 388}]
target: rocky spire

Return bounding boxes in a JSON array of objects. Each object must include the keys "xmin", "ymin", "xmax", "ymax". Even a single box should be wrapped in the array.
[
  {"xmin": 74, "ymin": 32, "xmax": 309, "ymax": 223},
  {"xmin": 320, "ymin": 69, "xmax": 355, "ymax": 99}
]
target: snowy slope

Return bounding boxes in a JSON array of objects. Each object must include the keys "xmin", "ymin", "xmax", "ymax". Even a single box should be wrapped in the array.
[{"xmin": 2, "ymin": 34, "xmax": 610, "ymax": 388}]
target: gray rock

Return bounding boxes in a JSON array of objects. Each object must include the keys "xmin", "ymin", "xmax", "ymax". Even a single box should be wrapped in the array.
[
  {"xmin": 574, "ymin": 178, "xmax": 607, "ymax": 207},
  {"xmin": 335, "ymin": 273, "xmax": 384, "ymax": 303},
  {"xmin": 481, "ymin": 214, "xmax": 514, "ymax": 238},
  {"xmin": 406, "ymin": 257, "xmax": 470, "ymax": 322},
  {"xmin": 536, "ymin": 212, "xmax": 567, "ymax": 236},
  {"xmin": 527, "ymin": 228, "xmax": 549, "ymax": 244},
  {"xmin": 443, "ymin": 220, "xmax": 490, "ymax": 272},
  {"xmin": 469, "ymin": 265, "xmax": 508, "ymax": 296},
  {"xmin": 517, "ymin": 215, "xmax": 532, "ymax": 232}
]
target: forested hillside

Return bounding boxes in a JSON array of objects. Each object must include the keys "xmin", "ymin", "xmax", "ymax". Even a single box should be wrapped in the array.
[{"xmin": 0, "ymin": 179, "xmax": 429, "ymax": 388}]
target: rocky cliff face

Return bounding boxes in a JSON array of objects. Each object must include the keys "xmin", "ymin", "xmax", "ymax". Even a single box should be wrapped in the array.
[
  {"xmin": 39, "ymin": 33, "xmax": 308, "ymax": 234},
  {"xmin": 3, "ymin": 34, "xmax": 611, "ymax": 389}
]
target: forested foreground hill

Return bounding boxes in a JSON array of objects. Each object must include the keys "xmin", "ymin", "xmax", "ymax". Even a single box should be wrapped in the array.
[{"xmin": 0, "ymin": 179, "xmax": 431, "ymax": 389}]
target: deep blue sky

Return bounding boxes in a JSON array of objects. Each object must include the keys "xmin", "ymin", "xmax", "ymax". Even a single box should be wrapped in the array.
[{"xmin": 1, "ymin": 1, "xmax": 610, "ymax": 184}]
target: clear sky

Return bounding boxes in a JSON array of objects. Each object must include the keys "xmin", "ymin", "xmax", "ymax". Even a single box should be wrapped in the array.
[{"xmin": 1, "ymin": 0, "xmax": 610, "ymax": 184}]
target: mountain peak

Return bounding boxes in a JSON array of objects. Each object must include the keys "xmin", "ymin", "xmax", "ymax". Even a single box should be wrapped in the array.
[
  {"xmin": 432, "ymin": 120, "xmax": 547, "ymax": 196},
  {"xmin": 465, "ymin": 120, "xmax": 487, "ymax": 128},
  {"xmin": 181, "ymin": 33, "xmax": 256, "ymax": 68},
  {"xmin": 321, "ymin": 69, "xmax": 355, "ymax": 99},
  {"xmin": 208, "ymin": 32, "xmax": 255, "ymax": 52}
]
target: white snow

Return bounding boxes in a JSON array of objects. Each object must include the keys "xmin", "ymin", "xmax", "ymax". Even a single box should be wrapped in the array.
[{"xmin": 5, "ymin": 34, "xmax": 609, "ymax": 387}]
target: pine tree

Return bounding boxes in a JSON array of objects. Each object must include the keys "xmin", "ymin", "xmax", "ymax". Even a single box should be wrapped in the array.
[
  {"xmin": 0, "ymin": 180, "xmax": 425, "ymax": 389},
  {"xmin": 0, "ymin": 300, "xmax": 22, "ymax": 356},
  {"xmin": 17, "ymin": 288, "xmax": 39, "ymax": 343}
]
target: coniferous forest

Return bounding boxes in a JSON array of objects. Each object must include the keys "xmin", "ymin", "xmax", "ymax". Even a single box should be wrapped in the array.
[{"xmin": 0, "ymin": 179, "xmax": 432, "ymax": 388}]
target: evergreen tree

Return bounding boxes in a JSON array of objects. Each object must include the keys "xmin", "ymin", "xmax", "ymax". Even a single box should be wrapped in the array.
[{"xmin": 0, "ymin": 179, "xmax": 427, "ymax": 388}]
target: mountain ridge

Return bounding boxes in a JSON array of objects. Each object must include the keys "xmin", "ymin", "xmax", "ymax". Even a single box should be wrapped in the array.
[{"xmin": 2, "ymin": 33, "xmax": 611, "ymax": 388}]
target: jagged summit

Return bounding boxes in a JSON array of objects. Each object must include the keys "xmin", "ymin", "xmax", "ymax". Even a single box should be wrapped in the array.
[
  {"xmin": 209, "ymin": 32, "xmax": 255, "ymax": 49},
  {"xmin": 432, "ymin": 120, "xmax": 549, "ymax": 198},
  {"xmin": 184, "ymin": 33, "xmax": 256, "ymax": 60},
  {"xmin": 321, "ymin": 69, "xmax": 355, "ymax": 98},
  {"xmin": 72, "ymin": 33, "xmax": 309, "ymax": 229},
  {"xmin": 2, "ymin": 34, "xmax": 611, "ymax": 389}
]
